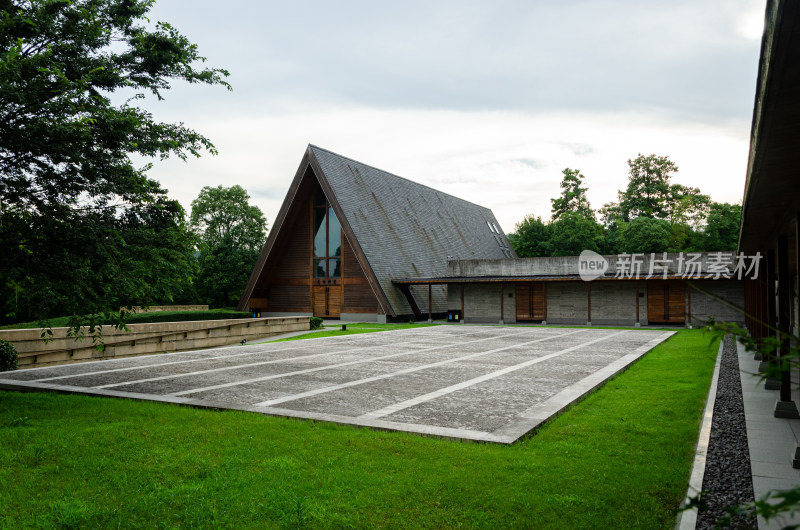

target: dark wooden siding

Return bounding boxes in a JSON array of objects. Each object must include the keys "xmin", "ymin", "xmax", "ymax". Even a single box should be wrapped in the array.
[
  {"xmin": 258, "ymin": 193, "xmax": 312, "ymax": 312},
  {"xmin": 343, "ymin": 236, "xmax": 379, "ymax": 313}
]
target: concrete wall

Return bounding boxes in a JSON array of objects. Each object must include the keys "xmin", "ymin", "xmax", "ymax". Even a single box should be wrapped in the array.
[
  {"xmin": 589, "ymin": 281, "xmax": 643, "ymax": 326},
  {"xmin": 1, "ymin": 316, "xmax": 310, "ymax": 368},
  {"xmin": 546, "ymin": 283, "xmax": 589, "ymax": 324},
  {"xmin": 449, "ymin": 279, "xmax": 743, "ymax": 327},
  {"xmin": 448, "ymin": 252, "xmax": 746, "ymax": 278},
  {"xmin": 689, "ymin": 280, "xmax": 745, "ymax": 326},
  {"xmin": 458, "ymin": 283, "xmax": 514, "ymax": 323}
]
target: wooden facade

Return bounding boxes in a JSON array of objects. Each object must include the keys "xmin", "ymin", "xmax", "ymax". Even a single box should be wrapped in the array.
[{"xmin": 245, "ymin": 167, "xmax": 380, "ymax": 318}]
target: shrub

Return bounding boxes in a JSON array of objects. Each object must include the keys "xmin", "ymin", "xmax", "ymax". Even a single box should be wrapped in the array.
[
  {"xmin": 0, "ymin": 339, "xmax": 18, "ymax": 372},
  {"xmin": 310, "ymin": 317, "xmax": 323, "ymax": 330}
]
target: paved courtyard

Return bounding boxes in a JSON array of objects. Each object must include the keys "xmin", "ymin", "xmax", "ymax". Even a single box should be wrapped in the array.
[{"xmin": 0, "ymin": 326, "xmax": 673, "ymax": 443}]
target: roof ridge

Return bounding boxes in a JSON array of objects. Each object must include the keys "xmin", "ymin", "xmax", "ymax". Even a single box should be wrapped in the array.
[{"xmin": 308, "ymin": 144, "xmax": 495, "ymax": 215}]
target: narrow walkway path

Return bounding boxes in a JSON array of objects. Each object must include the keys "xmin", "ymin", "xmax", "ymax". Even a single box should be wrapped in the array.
[{"xmin": 738, "ymin": 342, "xmax": 800, "ymax": 529}]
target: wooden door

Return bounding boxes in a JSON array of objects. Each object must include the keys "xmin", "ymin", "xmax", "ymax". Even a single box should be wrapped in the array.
[
  {"xmin": 647, "ymin": 281, "xmax": 685, "ymax": 323},
  {"xmin": 328, "ymin": 286, "xmax": 341, "ymax": 318},
  {"xmin": 313, "ymin": 285, "xmax": 341, "ymax": 318},
  {"xmin": 516, "ymin": 283, "xmax": 546, "ymax": 321},
  {"xmin": 313, "ymin": 286, "xmax": 326, "ymax": 317}
]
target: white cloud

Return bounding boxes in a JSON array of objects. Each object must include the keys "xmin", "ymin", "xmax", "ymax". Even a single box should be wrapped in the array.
[
  {"xmin": 133, "ymin": 0, "xmax": 762, "ymax": 236},
  {"xmin": 148, "ymin": 106, "xmax": 749, "ymax": 234},
  {"xmin": 736, "ymin": 0, "xmax": 768, "ymax": 40}
]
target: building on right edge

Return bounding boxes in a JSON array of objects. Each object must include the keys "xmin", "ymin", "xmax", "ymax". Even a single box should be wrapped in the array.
[{"xmin": 738, "ymin": 0, "xmax": 800, "ymax": 418}]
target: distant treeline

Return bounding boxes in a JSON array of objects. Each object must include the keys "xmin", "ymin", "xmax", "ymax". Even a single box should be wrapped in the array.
[{"xmin": 507, "ymin": 154, "xmax": 741, "ymax": 257}]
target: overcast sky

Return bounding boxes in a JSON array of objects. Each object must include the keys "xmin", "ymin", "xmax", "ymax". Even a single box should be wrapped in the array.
[{"xmin": 139, "ymin": 0, "xmax": 766, "ymax": 233}]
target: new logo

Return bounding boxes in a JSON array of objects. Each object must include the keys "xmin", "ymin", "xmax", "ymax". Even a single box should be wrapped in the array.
[{"xmin": 579, "ymin": 250, "xmax": 608, "ymax": 281}]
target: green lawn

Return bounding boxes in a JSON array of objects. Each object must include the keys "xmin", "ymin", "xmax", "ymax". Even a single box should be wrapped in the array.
[
  {"xmin": 268, "ymin": 322, "xmax": 439, "ymax": 342},
  {"xmin": 0, "ymin": 329, "xmax": 718, "ymax": 529}
]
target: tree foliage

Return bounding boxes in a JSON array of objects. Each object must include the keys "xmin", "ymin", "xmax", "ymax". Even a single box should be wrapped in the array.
[
  {"xmin": 507, "ymin": 215, "xmax": 551, "ymax": 257},
  {"xmin": 618, "ymin": 217, "xmax": 672, "ymax": 254},
  {"xmin": 0, "ymin": 0, "xmax": 230, "ymax": 327},
  {"xmin": 511, "ymin": 153, "xmax": 736, "ymax": 257},
  {"xmin": 550, "ymin": 168, "xmax": 593, "ymax": 221},
  {"xmin": 700, "ymin": 202, "xmax": 741, "ymax": 251},
  {"xmin": 548, "ymin": 212, "xmax": 604, "ymax": 256},
  {"xmin": 190, "ymin": 185, "xmax": 267, "ymax": 308},
  {"xmin": 618, "ymin": 154, "xmax": 678, "ymax": 220}
]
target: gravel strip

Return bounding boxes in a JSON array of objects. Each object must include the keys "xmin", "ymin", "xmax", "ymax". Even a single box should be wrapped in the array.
[{"xmin": 696, "ymin": 335, "xmax": 756, "ymax": 529}]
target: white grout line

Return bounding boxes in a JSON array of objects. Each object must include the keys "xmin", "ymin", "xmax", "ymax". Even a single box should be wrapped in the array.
[
  {"xmin": 31, "ymin": 342, "xmax": 352, "ymax": 382},
  {"xmin": 358, "ymin": 330, "xmax": 629, "ymax": 420},
  {"xmin": 92, "ymin": 343, "xmax": 425, "ymax": 390},
  {"xmin": 53, "ymin": 327, "xmax": 494, "ymax": 387},
  {"xmin": 169, "ymin": 327, "xmax": 546, "ymax": 397},
  {"xmin": 254, "ymin": 329, "xmax": 594, "ymax": 409},
  {"xmin": 675, "ymin": 337, "xmax": 724, "ymax": 530}
]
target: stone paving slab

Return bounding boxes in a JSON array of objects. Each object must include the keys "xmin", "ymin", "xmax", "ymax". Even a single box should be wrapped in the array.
[{"xmin": 0, "ymin": 325, "xmax": 674, "ymax": 443}]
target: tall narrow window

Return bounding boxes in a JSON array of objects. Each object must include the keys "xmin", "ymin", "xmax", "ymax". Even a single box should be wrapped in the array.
[{"xmin": 312, "ymin": 190, "xmax": 342, "ymax": 278}]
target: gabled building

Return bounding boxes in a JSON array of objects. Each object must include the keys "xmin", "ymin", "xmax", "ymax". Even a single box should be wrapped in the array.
[{"xmin": 237, "ymin": 145, "xmax": 514, "ymax": 321}]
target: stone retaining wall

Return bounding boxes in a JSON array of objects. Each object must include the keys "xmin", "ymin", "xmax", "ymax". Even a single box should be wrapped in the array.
[{"xmin": 1, "ymin": 316, "xmax": 309, "ymax": 368}]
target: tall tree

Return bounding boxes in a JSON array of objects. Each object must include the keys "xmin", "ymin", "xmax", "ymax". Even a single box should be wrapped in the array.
[
  {"xmin": 0, "ymin": 0, "xmax": 230, "ymax": 328},
  {"xmin": 190, "ymin": 185, "xmax": 267, "ymax": 308},
  {"xmin": 551, "ymin": 168, "xmax": 593, "ymax": 221},
  {"xmin": 618, "ymin": 154, "xmax": 679, "ymax": 220}
]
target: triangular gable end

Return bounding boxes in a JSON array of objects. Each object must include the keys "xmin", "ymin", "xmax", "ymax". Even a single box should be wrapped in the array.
[{"xmin": 238, "ymin": 146, "xmax": 394, "ymax": 317}]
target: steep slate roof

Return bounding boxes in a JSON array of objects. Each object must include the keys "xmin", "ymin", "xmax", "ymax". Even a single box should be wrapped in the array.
[
  {"xmin": 310, "ymin": 145, "xmax": 514, "ymax": 315},
  {"xmin": 238, "ymin": 145, "xmax": 514, "ymax": 317}
]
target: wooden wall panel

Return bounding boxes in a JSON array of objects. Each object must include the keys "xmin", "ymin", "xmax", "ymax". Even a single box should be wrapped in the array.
[
  {"xmin": 329, "ymin": 287, "xmax": 342, "ymax": 317},
  {"xmin": 516, "ymin": 284, "xmax": 531, "ymax": 320},
  {"xmin": 262, "ymin": 194, "xmax": 312, "ymax": 312},
  {"xmin": 647, "ymin": 281, "xmax": 685, "ymax": 323},
  {"xmin": 531, "ymin": 283, "xmax": 546, "ymax": 320},
  {"xmin": 647, "ymin": 281, "xmax": 666, "ymax": 322},
  {"xmin": 667, "ymin": 282, "xmax": 686, "ymax": 323},
  {"xmin": 313, "ymin": 286, "xmax": 326, "ymax": 316},
  {"xmin": 342, "ymin": 237, "xmax": 378, "ymax": 313},
  {"xmin": 516, "ymin": 283, "xmax": 546, "ymax": 321},
  {"xmin": 270, "ymin": 285, "xmax": 311, "ymax": 312},
  {"xmin": 271, "ymin": 197, "xmax": 311, "ymax": 279}
]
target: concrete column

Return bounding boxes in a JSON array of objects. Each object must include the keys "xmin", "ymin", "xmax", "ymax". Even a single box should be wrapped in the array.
[
  {"xmin": 460, "ymin": 284, "xmax": 465, "ymax": 324},
  {"xmin": 586, "ymin": 282, "xmax": 592, "ymax": 326},
  {"xmin": 775, "ymin": 234, "xmax": 799, "ymax": 417},
  {"xmin": 635, "ymin": 283, "xmax": 641, "ymax": 327}
]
